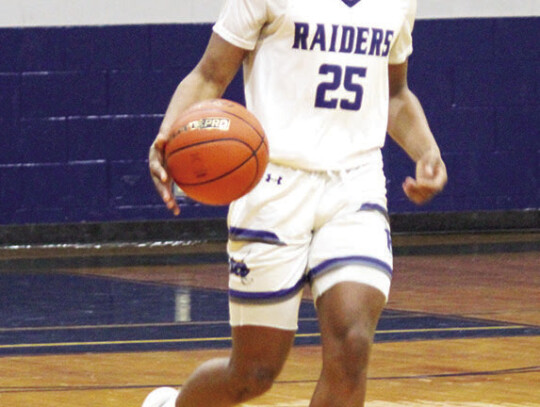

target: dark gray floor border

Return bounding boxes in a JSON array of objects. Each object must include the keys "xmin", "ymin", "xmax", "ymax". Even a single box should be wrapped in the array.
[
  {"xmin": 0, "ymin": 240, "xmax": 538, "ymax": 272},
  {"xmin": 0, "ymin": 209, "xmax": 538, "ymax": 247}
]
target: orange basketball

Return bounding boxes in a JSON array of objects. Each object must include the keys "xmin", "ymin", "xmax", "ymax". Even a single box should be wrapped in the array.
[{"xmin": 164, "ymin": 99, "xmax": 269, "ymax": 206}]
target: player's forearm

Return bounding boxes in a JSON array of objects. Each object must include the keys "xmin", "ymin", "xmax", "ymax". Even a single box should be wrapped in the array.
[
  {"xmin": 159, "ymin": 34, "xmax": 247, "ymax": 139},
  {"xmin": 159, "ymin": 71, "xmax": 225, "ymax": 137},
  {"xmin": 387, "ymin": 88, "xmax": 441, "ymax": 162}
]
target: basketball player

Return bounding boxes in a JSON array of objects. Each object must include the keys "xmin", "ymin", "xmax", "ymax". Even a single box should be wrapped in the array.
[{"xmin": 145, "ymin": 0, "xmax": 447, "ymax": 405}]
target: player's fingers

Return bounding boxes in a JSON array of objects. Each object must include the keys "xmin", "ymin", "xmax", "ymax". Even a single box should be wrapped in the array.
[
  {"xmin": 404, "ymin": 187, "xmax": 428, "ymax": 204},
  {"xmin": 420, "ymin": 166, "xmax": 447, "ymax": 194},
  {"xmin": 149, "ymin": 158, "xmax": 169, "ymax": 184},
  {"xmin": 402, "ymin": 177, "xmax": 435, "ymax": 205},
  {"xmin": 148, "ymin": 134, "xmax": 180, "ymax": 216},
  {"xmin": 149, "ymin": 172, "xmax": 170, "ymax": 201},
  {"xmin": 153, "ymin": 132, "xmax": 168, "ymax": 151},
  {"xmin": 402, "ymin": 177, "xmax": 419, "ymax": 201},
  {"xmin": 149, "ymin": 135, "xmax": 170, "ymax": 183},
  {"xmin": 150, "ymin": 178, "xmax": 180, "ymax": 216},
  {"xmin": 407, "ymin": 189, "xmax": 432, "ymax": 204},
  {"xmin": 166, "ymin": 197, "xmax": 181, "ymax": 216},
  {"xmin": 415, "ymin": 177, "xmax": 442, "ymax": 194},
  {"xmin": 405, "ymin": 154, "xmax": 448, "ymax": 205}
]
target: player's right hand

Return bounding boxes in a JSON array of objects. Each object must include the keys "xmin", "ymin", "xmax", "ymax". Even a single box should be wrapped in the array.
[{"xmin": 148, "ymin": 132, "xmax": 180, "ymax": 216}]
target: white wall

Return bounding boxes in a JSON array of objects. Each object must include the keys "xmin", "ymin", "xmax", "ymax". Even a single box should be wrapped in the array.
[
  {"xmin": 0, "ymin": 0, "xmax": 225, "ymax": 27},
  {"xmin": 0, "ymin": 0, "xmax": 538, "ymax": 27},
  {"xmin": 418, "ymin": 0, "xmax": 540, "ymax": 19}
]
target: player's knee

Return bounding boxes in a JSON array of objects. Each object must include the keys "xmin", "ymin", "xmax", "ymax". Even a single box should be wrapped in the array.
[
  {"xmin": 345, "ymin": 327, "xmax": 373, "ymax": 368},
  {"xmin": 330, "ymin": 325, "xmax": 374, "ymax": 380},
  {"xmin": 227, "ymin": 364, "xmax": 278, "ymax": 402}
]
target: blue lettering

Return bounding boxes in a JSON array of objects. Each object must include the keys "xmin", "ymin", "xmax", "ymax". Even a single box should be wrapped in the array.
[
  {"xmin": 369, "ymin": 28, "xmax": 384, "ymax": 56},
  {"xmin": 293, "ymin": 22, "xmax": 309, "ymax": 50},
  {"xmin": 382, "ymin": 30, "xmax": 394, "ymax": 57},
  {"xmin": 355, "ymin": 27, "xmax": 370, "ymax": 55},
  {"xmin": 291, "ymin": 22, "xmax": 394, "ymax": 61},
  {"xmin": 310, "ymin": 24, "xmax": 327, "ymax": 51},
  {"xmin": 329, "ymin": 24, "xmax": 339, "ymax": 52},
  {"xmin": 339, "ymin": 26, "xmax": 355, "ymax": 53}
]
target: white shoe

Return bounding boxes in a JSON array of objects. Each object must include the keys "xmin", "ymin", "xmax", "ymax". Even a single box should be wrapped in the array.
[{"xmin": 142, "ymin": 387, "xmax": 179, "ymax": 407}]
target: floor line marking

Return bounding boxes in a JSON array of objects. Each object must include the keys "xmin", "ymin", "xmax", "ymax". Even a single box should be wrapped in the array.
[
  {"xmin": 0, "ymin": 366, "xmax": 538, "ymax": 394},
  {"xmin": 0, "ymin": 325, "xmax": 534, "ymax": 350}
]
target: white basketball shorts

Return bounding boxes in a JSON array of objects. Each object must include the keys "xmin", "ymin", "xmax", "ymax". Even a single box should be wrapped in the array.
[{"xmin": 227, "ymin": 149, "xmax": 393, "ymax": 330}]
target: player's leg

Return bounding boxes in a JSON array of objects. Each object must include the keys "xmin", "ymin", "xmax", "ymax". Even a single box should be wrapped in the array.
[
  {"xmin": 170, "ymin": 281, "xmax": 305, "ymax": 406},
  {"xmin": 142, "ymin": 163, "xmax": 319, "ymax": 407},
  {"xmin": 200, "ymin": 162, "xmax": 317, "ymax": 406},
  {"xmin": 175, "ymin": 324, "xmax": 296, "ymax": 406},
  {"xmin": 309, "ymin": 278, "xmax": 386, "ymax": 407},
  {"xmin": 307, "ymin": 156, "xmax": 393, "ymax": 406},
  {"xmin": 142, "ymin": 324, "xmax": 295, "ymax": 407},
  {"xmin": 306, "ymin": 219, "xmax": 391, "ymax": 407}
]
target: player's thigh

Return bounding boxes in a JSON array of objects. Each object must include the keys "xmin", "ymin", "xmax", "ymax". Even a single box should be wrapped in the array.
[
  {"xmin": 228, "ymin": 240, "xmax": 308, "ymax": 330},
  {"xmin": 316, "ymin": 280, "xmax": 386, "ymax": 343},
  {"xmin": 227, "ymin": 163, "xmax": 321, "ymax": 330},
  {"xmin": 309, "ymin": 209, "xmax": 391, "ymax": 367},
  {"xmin": 314, "ymin": 280, "xmax": 386, "ymax": 383},
  {"xmin": 309, "ymin": 208, "xmax": 393, "ymax": 303},
  {"xmin": 229, "ymin": 325, "xmax": 296, "ymax": 377}
]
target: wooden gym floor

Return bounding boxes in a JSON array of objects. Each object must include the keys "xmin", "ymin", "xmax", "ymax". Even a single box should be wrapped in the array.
[{"xmin": 0, "ymin": 231, "xmax": 538, "ymax": 406}]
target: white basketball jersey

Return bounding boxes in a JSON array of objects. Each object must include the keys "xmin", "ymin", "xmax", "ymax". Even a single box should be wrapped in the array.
[{"xmin": 214, "ymin": 0, "xmax": 416, "ymax": 171}]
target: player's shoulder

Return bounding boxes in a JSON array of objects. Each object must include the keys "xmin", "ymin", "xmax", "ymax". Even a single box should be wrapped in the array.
[
  {"xmin": 237, "ymin": 0, "xmax": 287, "ymax": 13},
  {"xmin": 266, "ymin": 0, "xmax": 288, "ymax": 10},
  {"xmin": 384, "ymin": 0, "xmax": 416, "ymax": 13},
  {"xmin": 384, "ymin": 0, "xmax": 417, "ymax": 22},
  {"xmin": 241, "ymin": 0, "xmax": 286, "ymax": 6},
  {"xmin": 404, "ymin": 0, "xmax": 417, "ymax": 16}
]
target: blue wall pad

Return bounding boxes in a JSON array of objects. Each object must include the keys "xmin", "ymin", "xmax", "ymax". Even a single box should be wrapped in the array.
[{"xmin": 0, "ymin": 18, "xmax": 538, "ymax": 225}]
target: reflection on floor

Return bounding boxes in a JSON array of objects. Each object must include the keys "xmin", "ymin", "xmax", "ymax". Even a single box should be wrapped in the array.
[
  {"xmin": 0, "ymin": 231, "xmax": 538, "ymax": 407},
  {"xmin": 1, "ymin": 239, "xmax": 538, "ymax": 356}
]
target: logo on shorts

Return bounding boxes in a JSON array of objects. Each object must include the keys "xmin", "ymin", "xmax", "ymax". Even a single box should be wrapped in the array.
[
  {"xmin": 265, "ymin": 173, "xmax": 283, "ymax": 185},
  {"xmin": 229, "ymin": 258, "xmax": 251, "ymax": 279},
  {"xmin": 385, "ymin": 229, "xmax": 392, "ymax": 254}
]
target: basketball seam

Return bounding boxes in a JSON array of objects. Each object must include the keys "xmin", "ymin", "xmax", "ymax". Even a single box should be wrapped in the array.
[
  {"xmin": 167, "ymin": 103, "xmax": 268, "ymax": 199},
  {"xmin": 223, "ymin": 109, "xmax": 266, "ymax": 145},
  {"xmin": 168, "ymin": 138, "xmax": 262, "ymax": 188}
]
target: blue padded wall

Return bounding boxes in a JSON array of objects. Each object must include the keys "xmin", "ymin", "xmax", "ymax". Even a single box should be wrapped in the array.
[
  {"xmin": 0, "ymin": 18, "xmax": 538, "ymax": 225},
  {"xmin": 384, "ymin": 17, "xmax": 539, "ymax": 214}
]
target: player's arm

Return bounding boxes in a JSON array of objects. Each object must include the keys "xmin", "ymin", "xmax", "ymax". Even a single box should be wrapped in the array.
[
  {"xmin": 149, "ymin": 33, "xmax": 248, "ymax": 215},
  {"xmin": 387, "ymin": 61, "xmax": 447, "ymax": 205}
]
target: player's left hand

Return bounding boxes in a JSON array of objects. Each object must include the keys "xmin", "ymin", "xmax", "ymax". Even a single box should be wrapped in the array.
[{"xmin": 402, "ymin": 151, "xmax": 447, "ymax": 205}]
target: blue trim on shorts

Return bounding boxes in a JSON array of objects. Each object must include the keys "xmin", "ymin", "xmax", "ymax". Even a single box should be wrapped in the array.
[
  {"xmin": 358, "ymin": 203, "xmax": 390, "ymax": 222},
  {"xmin": 229, "ymin": 276, "xmax": 308, "ymax": 303},
  {"xmin": 228, "ymin": 227, "xmax": 285, "ymax": 245},
  {"xmin": 308, "ymin": 256, "xmax": 393, "ymax": 280}
]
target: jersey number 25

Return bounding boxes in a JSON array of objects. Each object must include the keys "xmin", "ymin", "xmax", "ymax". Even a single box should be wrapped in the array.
[{"xmin": 315, "ymin": 64, "xmax": 366, "ymax": 111}]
